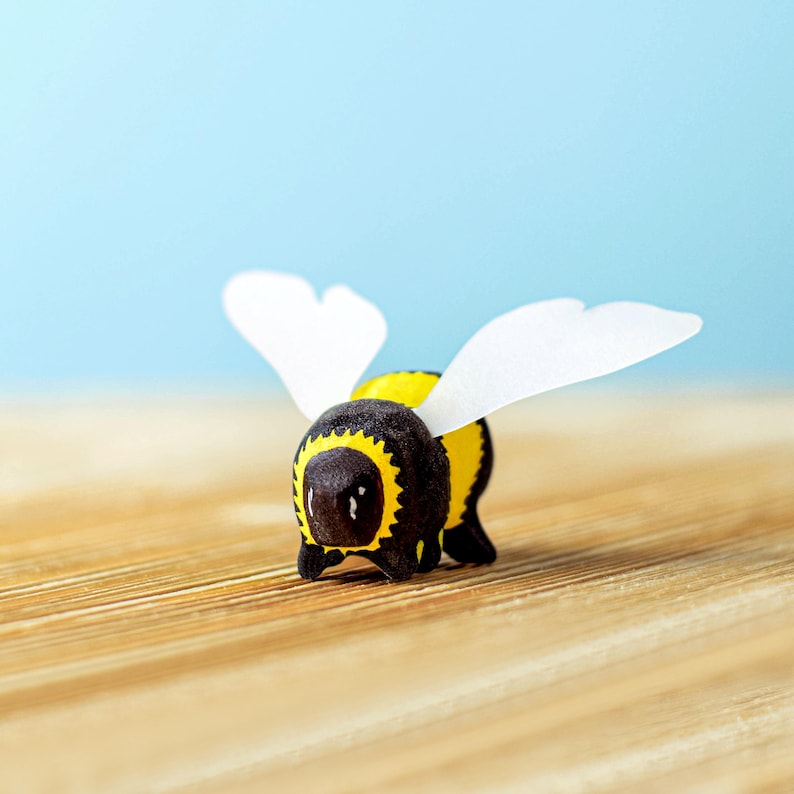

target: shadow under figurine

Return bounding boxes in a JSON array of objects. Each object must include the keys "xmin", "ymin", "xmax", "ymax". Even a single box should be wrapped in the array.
[{"xmin": 223, "ymin": 270, "xmax": 701, "ymax": 581}]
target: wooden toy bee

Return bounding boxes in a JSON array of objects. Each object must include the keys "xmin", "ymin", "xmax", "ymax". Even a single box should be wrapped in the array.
[{"xmin": 224, "ymin": 271, "xmax": 701, "ymax": 581}]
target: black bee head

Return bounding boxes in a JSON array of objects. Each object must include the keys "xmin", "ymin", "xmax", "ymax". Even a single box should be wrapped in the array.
[{"xmin": 292, "ymin": 399, "xmax": 449, "ymax": 554}]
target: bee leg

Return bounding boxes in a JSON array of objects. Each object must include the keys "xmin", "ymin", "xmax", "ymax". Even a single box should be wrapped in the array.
[
  {"xmin": 416, "ymin": 530, "xmax": 443, "ymax": 573},
  {"xmin": 442, "ymin": 511, "xmax": 497, "ymax": 565},
  {"xmin": 367, "ymin": 543, "xmax": 419, "ymax": 582},
  {"xmin": 297, "ymin": 540, "xmax": 343, "ymax": 580}
]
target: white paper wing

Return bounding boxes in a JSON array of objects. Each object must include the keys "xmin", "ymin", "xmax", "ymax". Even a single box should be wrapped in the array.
[
  {"xmin": 414, "ymin": 299, "xmax": 702, "ymax": 437},
  {"xmin": 223, "ymin": 271, "xmax": 387, "ymax": 421}
]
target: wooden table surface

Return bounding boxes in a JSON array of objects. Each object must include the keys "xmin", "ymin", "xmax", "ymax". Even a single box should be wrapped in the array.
[{"xmin": 1, "ymin": 390, "xmax": 792, "ymax": 793}]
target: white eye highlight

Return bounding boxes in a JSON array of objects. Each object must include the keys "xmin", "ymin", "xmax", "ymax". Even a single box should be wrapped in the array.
[
  {"xmin": 358, "ymin": 486, "xmax": 366, "ymax": 495},
  {"xmin": 307, "ymin": 487, "xmax": 314, "ymax": 517},
  {"xmin": 349, "ymin": 496, "xmax": 358, "ymax": 520}
]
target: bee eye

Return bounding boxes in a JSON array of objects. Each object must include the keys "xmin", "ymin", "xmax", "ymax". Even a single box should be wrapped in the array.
[{"xmin": 303, "ymin": 447, "xmax": 384, "ymax": 547}]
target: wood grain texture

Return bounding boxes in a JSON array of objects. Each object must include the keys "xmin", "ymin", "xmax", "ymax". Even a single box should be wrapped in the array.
[{"xmin": 1, "ymin": 391, "xmax": 792, "ymax": 793}]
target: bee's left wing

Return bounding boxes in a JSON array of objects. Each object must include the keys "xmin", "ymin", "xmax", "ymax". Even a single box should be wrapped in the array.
[
  {"xmin": 223, "ymin": 270, "xmax": 387, "ymax": 421},
  {"xmin": 414, "ymin": 299, "xmax": 702, "ymax": 437}
]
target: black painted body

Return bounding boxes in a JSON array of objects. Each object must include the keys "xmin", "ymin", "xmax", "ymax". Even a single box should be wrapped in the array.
[
  {"xmin": 295, "ymin": 399, "xmax": 450, "ymax": 581},
  {"xmin": 294, "ymin": 390, "xmax": 496, "ymax": 581}
]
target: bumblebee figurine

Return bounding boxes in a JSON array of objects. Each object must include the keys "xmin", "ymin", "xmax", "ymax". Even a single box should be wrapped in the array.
[
  {"xmin": 224, "ymin": 270, "xmax": 701, "ymax": 581},
  {"xmin": 294, "ymin": 372, "xmax": 493, "ymax": 581}
]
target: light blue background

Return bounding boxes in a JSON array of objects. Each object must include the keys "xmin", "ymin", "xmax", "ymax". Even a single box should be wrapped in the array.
[{"xmin": 2, "ymin": 2, "xmax": 792, "ymax": 393}]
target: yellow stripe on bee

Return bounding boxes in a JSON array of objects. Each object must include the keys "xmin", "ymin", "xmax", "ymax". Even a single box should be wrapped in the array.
[
  {"xmin": 352, "ymin": 372, "xmax": 485, "ymax": 530},
  {"xmin": 352, "ymin": 371, "xmax": 441, "ymax": 407},
  {"xmin": 439, "ymin": 421, "xmax": 485, "ymax": 528}
]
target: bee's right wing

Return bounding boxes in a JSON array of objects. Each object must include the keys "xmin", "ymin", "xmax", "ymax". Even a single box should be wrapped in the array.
[
  {"xmin": 414, "ymin": 298, "xmax": 702, "ymax": 438},
  {"xmin": 223, "ymin": 271, "xmax": 387, "ymax": 422}
]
